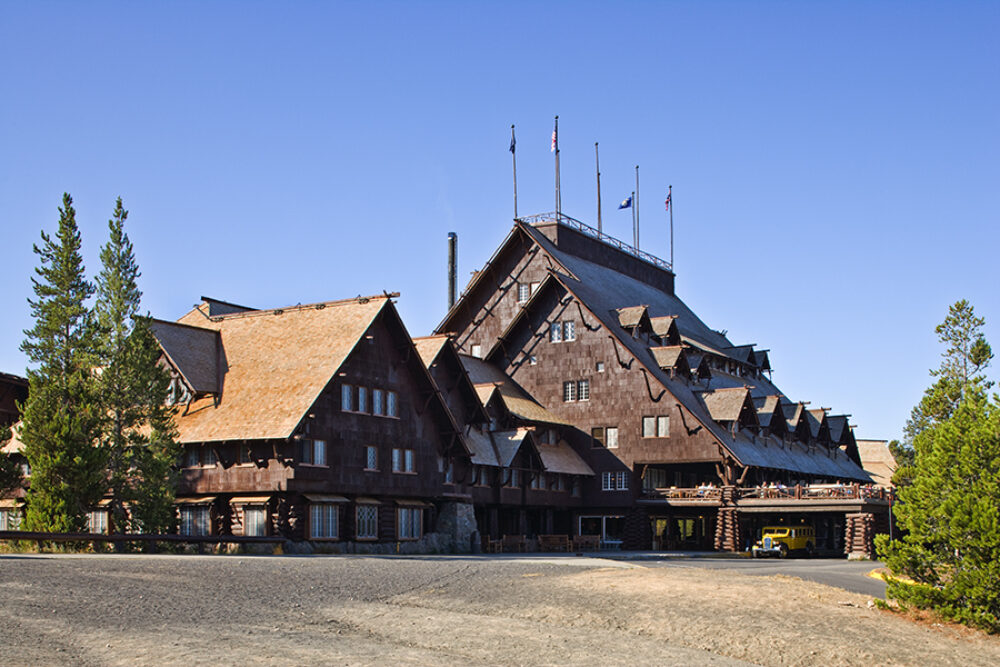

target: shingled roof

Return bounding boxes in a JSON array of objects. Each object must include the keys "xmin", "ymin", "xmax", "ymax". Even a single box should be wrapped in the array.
[
  {"xmin": 461, "ymin": 355, "xmax": 571, "ymax": 426},
  {"xmin": 159, "ymin": 296, "xmax": 391, "ymax": 443},
  {"xmin": 697, "ymin": 387, "xmax": 757, "ymax": 425},
  {"xmin": 150, "ymin": 320, "xmax": 221, "ymax": 395},
  {"xmin": 536, "ymin": 440, "xmax": 594, "ymax": 476}
]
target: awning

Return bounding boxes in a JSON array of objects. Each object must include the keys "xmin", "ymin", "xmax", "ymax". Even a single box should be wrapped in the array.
[
  {"xmin": 97, "ymin": 498, "xmax": 113, "ymax": 507},
  {"xmin": 395, "ymin": 499, "xmax": 432, "ymax": 508},
  {"xmin": 0, "ymin": 498, "xmax": 25, "ymax": 508},
  {"xmin": 229, "ymin": 495, "xmax": 273, "ymax": 505},
  {"xmin": 174, "ymin": 496, "xmax": 216, "ymax": 505},
  {"xmin": 355, "ymin": 496, "xmax": 381, "ymax": 505},
  {"xmin": 304, "ymin": 494, "xmax": 349, "ymax": 503}
]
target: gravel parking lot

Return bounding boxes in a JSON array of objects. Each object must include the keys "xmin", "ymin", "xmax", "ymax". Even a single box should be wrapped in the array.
[{"xmin": 2, "ymin": 553, "xmax": 998, "ymax": 666}]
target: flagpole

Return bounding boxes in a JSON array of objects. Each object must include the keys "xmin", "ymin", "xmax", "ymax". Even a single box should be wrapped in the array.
[
  {"xmin": 631, "ymin": 190, "xmax": 636, "ymax": 248},
  {"xmin": 634, "ymin": 165, "xmax": 640, "ymax": 248},
  {"xmin": 511, "ymin": 124, "xmax": 518, "ymax": 219},
  {"xmin": 668, "ymin": 184, "xmax": 674, "ymax": 269},
  {"xmin": 554, "ymin": 115, "xmax": 561, "ymax": 217},
  {"xmin": 595, "ymin": 142, "xmax": 602, "ymax": 233}
]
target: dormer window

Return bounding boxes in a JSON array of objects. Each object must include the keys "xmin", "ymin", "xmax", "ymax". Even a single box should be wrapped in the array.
[{"xmin": 517, "ymin": 283, "xmax": 530, "ymax": 303}]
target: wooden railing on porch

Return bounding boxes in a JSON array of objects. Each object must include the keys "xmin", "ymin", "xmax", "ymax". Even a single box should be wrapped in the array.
[{"xmin": 642, "ymin": 484, "xmax": 893, "ymax": 503}]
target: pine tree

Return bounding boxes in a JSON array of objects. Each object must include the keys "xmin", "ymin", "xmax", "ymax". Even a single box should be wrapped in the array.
[
  {"xmin": 877, "ymin": 301, "xmax": 1000, "ymax": 632},
  {"xmin": 94, "ymin": 198, "xmax": 179, "ymax": 534},
  {"xmin": 19, "ymin": 193, "xmax": 107, "ymax": 532}
]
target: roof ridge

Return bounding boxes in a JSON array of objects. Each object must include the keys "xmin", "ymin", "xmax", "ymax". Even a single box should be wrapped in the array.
[{"xmin": 208, "ymin": 293, "xmax": 396, "ymax": 321}]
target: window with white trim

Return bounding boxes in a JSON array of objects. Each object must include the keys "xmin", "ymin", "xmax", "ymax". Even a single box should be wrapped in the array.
[
  {"xmin": 471, "ymin": 344, "xmax": 482, "ymax": 358},
  {"xmin": 365, "ymin": 445, "xmax": 378, "ymax": 471},
  {"xmin": 517, "ymin": 283, "xmax": 530, "ymax": 303},
  {"xmin": 642, "ymin": 415, "xmax": 670, "ymax": 438},
  {"xmin": 563, "ymin": 381, "xmax": 577, "ymax": 402},
  {"xmin": 342, "ymin": 384, "xmax": 354, "ymax": 411},
  {"xmin": 596, "ymin": 361, "xmax": 605, "ymax": 373},
  {"xmin": 606, "ymin": 426, "xmax": 619, "ymax": 449},
  {"xmin": 563, "ymin": 321, "xmax": 576, "ymax": 341},
  {"xmin": 397, "ymin": 507, "xmax": 422, "ymax": 540},
  {"xmin": 372, "ymin": 389, "xmax": 384, "ymax": 415},
  {"xmin": 243, "ymin": 506, "xmax": 268, "ymax": 536},
  {"xmin": 577, "ymin": 379, "xmax": 590, "ymax": 401},
  {"xmin": 601, "ymin": 471, "xmax": 630, "ymax": 491},
  {"xmin": 392, "ymin": 448, "xmax": 415, "ymax": 473},
  {"xmin": 356, "ymin": 504, "xmax": 378, "ymax": 539},
  {"xmin": 550, "ymin": 322, "xmax": 562, "ymax": 342},
  {"xmin": 309, "ymin": 503, "xmax": 339, "ymax": 539}
]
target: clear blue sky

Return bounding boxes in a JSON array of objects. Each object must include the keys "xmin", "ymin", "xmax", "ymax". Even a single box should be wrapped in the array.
[{"xmin": 2, "ymin": 1, "xmax": 997, "ymax": 442}]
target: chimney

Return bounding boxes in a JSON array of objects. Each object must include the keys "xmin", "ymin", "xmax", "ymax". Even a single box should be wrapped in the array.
[{"xmin": 447, "ymin": 232, "xmax": 458, "ymax": 310}]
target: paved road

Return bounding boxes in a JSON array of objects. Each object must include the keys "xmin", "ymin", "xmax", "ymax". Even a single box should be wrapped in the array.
[{"xmin": 634, "ymin": 556, "xmax": 886, "ymax": 597}]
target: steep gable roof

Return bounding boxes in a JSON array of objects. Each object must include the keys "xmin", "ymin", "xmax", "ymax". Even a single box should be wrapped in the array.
[
  {"xmin": 413, "ymin": 334, "xmax": 490, "ymax": 427},
  {"xmin": 857, "ymin": 439, "xmax": 897, "ymax": 487},
  {"xmin": 616, "ymin": 305, "xmax": 651, "ymax": 330},
  {"xmin": 536, "ymin": 440, "xmax": 594, "ymax": 476},
  {"xmin": 650, "ymin": 346, "xmax": 691, "ymax": 378},
  {"xmin": 162, "ymin": 296, "xmax": 391, "ymax": 443},
  {"xmin": 697, "ymin": 387, "xmax": 758, "ymax": 427}
]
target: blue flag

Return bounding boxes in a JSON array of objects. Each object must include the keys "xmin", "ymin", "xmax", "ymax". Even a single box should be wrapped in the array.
[{"xmin": 618, "ymin": 196, "xmax": 632, "ymax": 209}]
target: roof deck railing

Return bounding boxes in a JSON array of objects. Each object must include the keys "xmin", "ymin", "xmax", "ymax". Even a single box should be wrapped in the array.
[{"xmin": 517, "ymin": 212, "xmax": 673, "ymax": 273}]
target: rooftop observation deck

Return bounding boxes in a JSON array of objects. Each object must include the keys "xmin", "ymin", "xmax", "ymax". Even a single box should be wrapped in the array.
[
  {"xmin": 516, "ymin": 212, "xmax": 673, "ymax": 273},
  {"xmin": 638, "ymin": 483, "xmax": 893, "ymax": 512}
]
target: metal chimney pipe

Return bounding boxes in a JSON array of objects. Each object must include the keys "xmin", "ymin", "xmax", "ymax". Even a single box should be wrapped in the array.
[{"xmin": 447, "ymin": 232, "xmax": 458, "ymax": 310}]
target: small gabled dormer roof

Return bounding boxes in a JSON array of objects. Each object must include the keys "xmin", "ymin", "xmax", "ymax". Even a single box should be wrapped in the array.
[
  {"xmin": 723, "ymin": 344, "xmax": 755, "ymax": 364},
  {"xmin": 752, "ymin": 349, "xmax": 771, "ymax": 372},
  {"xmin": 535, "ymin": 438, "xmax": 595, "ymax": 476},
  {"xmin": 650, "ymin": 346, "xmax": 691, "ymax": 378},
  {"xmin": 649, "ymin": 315, "xmax": 681, "ymax": 345},
  {"xmin": 753, "ymin": 395, "xmax": 787, "ymax": 435},
  {"xmin": 615, "ymin": 305, "xmax": 652, "ymax": 332},
  {"xmin": 696, "ymin": 387, "xmax": 759, "ymax": 428},
  {"xmin": 807, "ymin": 408, "xmax": 832, "ymax": 443},
  {"xmin": 462, "ymin": 355, "xmax": 571, "ymax": 427},
  {"xmin": 826, "ymin": 414, "xmax": 851, "ymax": 445}
]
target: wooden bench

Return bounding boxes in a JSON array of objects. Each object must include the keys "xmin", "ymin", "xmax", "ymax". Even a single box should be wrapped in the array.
[
  {"xmin": 572, "ymin": 534, "xmax": 601, "ymax": 551},
  {"xmin": 537, "ymin": 534, "xmax": 570, "ymax": 552},
  {"xmin": 501, "ymin": 534, "xmax": 526, "ymax": 552},
  {"xmin": 481, "ymin": 535, "xmax": 502, "ymax": 553}
]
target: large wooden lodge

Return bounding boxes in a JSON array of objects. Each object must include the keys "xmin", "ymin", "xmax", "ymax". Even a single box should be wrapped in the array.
[{"xmin": 2, "ymin": 213, "xmax": 892, "ymax": 556}]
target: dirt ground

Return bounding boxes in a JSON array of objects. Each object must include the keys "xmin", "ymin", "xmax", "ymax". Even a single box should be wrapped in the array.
[{"xmin": 1, "ymin": 554, "xmax": 998, "ymax": 666}]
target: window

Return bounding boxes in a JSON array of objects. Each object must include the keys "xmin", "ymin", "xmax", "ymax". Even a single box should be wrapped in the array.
[
  {"xmin": 237, "ymin": 444, "xmax": 253, "ymax": 465},
  {"xmin": 342, "ymin": 384, "xmax": 354, "ymax": 411},
  {"xmin": 185, "ymin": 447, "xmax": 199, "ymax": 468},
  {"xmin": 550, "ymin": 322, "xmax": 562, "ymax": 343},
  {"xmin": 387, "ymin": 391, "xmax": 398, "ymax": 417},
  {"xmin": 563, "ymin": 381, "xmax": 577, "ymax": 402},
  {"xmin": 243, "ymin": 506, "xmax": 268, "ymax": 536},
  {"xmin": 179, "ymin": 506, "xmax": 210, "ymax": 536},
  {"xmin": 591, "ymin": 427, "xmax": 605, "ymax": 447},
  {"xmin": 528, "ymin": 355, "xmax": 537, "ymax": 366},
  {"xmin": 530, "ymin": 281, "xmax": 540, "ymax": 295},
  {"xmin": 606, "ymin": 427, "xmax": 619, "ymax": 449},
  {"xmin": 471, "ymin": 344, "xmax": 482, "ymax": 358},
  {"xmin": 204, "ymin": 447, "xmax": 218, "ymax": 466},
  {"xmin": 397, "ymin": 507, "xmax": 422, "ymax": 540},
  {"xmin": 365, "ymin": 445, "xmax": 378, "ymax": 471},
  {"xmin": 87, "ymin": 510, "xmax": 108, "ymax": 534},
  {"xmin": 596, "ymin": 361, "xmax": 605, "ymax": 373},
  {"xmin": 577, "ymin": 379, "xmax": 590, "ymax": 401},
  {"xmin": 643, "ymin": 468, "xmax": 670, "ymax": 492},
  {"xmin": 392, "ymin": 448, "xmax": 415, "ymax": 473},
  {"xmin": 601, "ymin": 471, "xmax": 630, "ymax": 491},
  {"xmin": 372, "ymin": 389, "xmax": 384, "ymax": 415},
  {"xmin": 530, "ymin": 473, "xmax": 542, "ymax": 490},
  {"xmin": 0, "ymin": 508, "xmax": 21, "ymax": 531},
  {"xmin": 309, "ymin": 504, "xmax": 339, "ymax": 539},
  {"xmin": 517, "ymin": 283, "xmax": 530, "ymax": 303},
  {"xmin": 358, "ymin": 387, "xmax": 368, "ymax": 413},
  {"xmin": 438, "ymin": 457, "xmax": 455, "ymax": 484},
  {"xmin": 301, "ymin": 439, "xmax": 327, "ymax": 466},
  {"xmin": 507, "ymin": 469, "xmax": 520, "ymax": 488},
  {"xmin": 564, "ymin": 321, "xmax": 576, "ymax": 341},
  {"xmin": 643, "ymin": 416, "xmax": 670, "ymax": 438},
  {"xmin": 356, "ymin": 505, "xmax": 378, "ymax": 539}
]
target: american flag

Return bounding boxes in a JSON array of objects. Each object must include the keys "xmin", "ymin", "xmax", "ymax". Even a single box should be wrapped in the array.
[
  {"xmin": 551, "ymin": 127, "xmax": 557, "ymax": 152},
  {"xmin": 664, "ymin": 192, "xmax": 671, "ymax": 213}
]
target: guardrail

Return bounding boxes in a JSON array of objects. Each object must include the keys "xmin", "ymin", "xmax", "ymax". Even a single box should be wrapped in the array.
[
  {"xmin": 516, "ymin": 212, "xmax": 673, "ymax": 272},
  {"xmin": 0, "ymin": 530, "xmax": 286, "ymax": 552}
]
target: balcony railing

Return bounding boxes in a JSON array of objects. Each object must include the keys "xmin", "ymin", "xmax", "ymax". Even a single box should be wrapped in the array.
[
  {"xmin": 517, "ymin": 212, "xmax": 673, "ymax": 272},
  {"xmin": 641, "ymin": 484, "xmax": 893, "ymax": 503}
]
